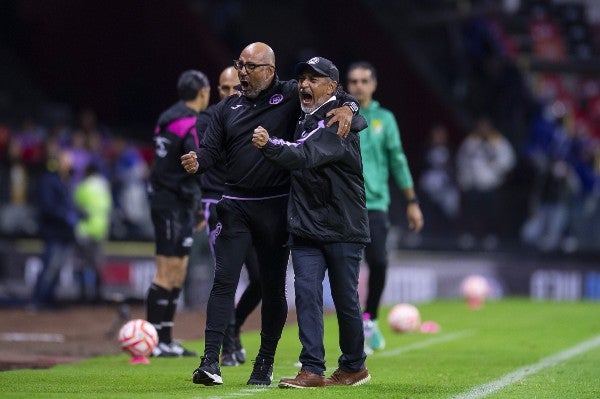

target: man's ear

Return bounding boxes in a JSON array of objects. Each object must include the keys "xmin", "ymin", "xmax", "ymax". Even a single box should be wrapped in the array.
[{"xmin": 328, "ymin": 81, "xmax": 337, "ymax": 96}]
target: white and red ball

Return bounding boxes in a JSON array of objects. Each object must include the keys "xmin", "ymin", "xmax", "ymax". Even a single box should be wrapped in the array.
[
  {"xmin": 460, "ymin": 275, "xmax": 490, "ymax": 308},
  {"xmin": 118, "ymin": 319, "xmax": 158, "ymax": 357},
  {"xmin": 387, "ymin": 303, "xmax": 421, "ymax": 333}
]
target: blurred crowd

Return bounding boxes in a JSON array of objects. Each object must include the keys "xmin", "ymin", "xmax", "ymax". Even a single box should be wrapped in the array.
[
  {"xmin": 418, "ymin": 106, "xmax": 600, "ymax": 253},
  {"xmin": 0, "ymin": 108, "xmax": 154, "ymax": 242},
  {"xmin": 1, "ymin": 98, "xmax": 598, "ymax": 255}
]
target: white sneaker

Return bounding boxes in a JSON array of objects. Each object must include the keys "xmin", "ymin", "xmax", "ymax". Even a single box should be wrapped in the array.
[
  {"xmin": 151, "ymin": 342, "xmax": 197, "ymax": 357},
  {"xmin": 151, "ymin": 342, "xmax": 178, "ymax": 357},
  {"xmin": 168, "ymin": 342, "xmax": 197, "ymax": 357}
]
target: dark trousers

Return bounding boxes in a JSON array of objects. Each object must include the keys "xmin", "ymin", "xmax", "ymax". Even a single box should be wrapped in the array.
[
  {"xmin": 33, "ymin": 239, "xmax": 73, "ymax": 306},
  {"xmin": 363, "ymin": 210, "xmax": 390, "ymax": 320},
  {"xmin": 204, "ymin": 196, "xmax": 289, "ymax": 360},
  {"xmin": 204, "ymin": 201, "xmax": 262, "ymax": 332},
  {"xmin": 74, "ymin": 237, "xmax": 103, "ymax": 303},
  {"xmin": 290, "ymin": 235, "xmax": 366, "ymax": 375}
]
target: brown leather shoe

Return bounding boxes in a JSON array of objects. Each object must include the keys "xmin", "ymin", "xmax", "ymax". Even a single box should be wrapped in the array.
[
  {"xmin": 324, "ymin": 367, "xmax": 371, "ymax": 386},
  {"xmin": 279, "ymin": 369, "xmax": 325, "ymax": 388}
]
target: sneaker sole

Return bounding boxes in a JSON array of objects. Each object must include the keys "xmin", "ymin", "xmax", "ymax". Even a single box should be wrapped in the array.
[
  {"xmin": 278, "ymin": 381, "xmax": 319, "ymax": 389},
  {"xmin": 192, "ymin": 370, "xmax": 223, "ymax": 386},
  {"xmin": 351, "ymin": 374, "xmax": 371, "ymax": 386}
]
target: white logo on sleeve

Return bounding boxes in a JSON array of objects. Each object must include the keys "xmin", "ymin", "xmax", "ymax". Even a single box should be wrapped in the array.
[{"xmin": 154, "ymin": 137, "xmax": 171, "ymax": 158}]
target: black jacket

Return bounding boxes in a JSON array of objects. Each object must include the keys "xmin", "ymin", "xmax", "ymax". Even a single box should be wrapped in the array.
[
  {"xmin": 261, "ymin": 97, "xmax": 371, "ymax": 243},
  {"xmin": 196, "ymin": 105, "xmax": 226, "ymax": 200},
  {"xmin": 37, "ymin": 169, "xmax": 77, "ymax": 241},
  {"xmin": 149, "ymin": 101, "xmax": 201, "ymax": 205},
  {"xmin": 196, "ymin": 75, "xmax": 360, "ymax": 199},
  {"xmin": 196, "ymin": 76, "xmax": 297, "ymax": 198}
]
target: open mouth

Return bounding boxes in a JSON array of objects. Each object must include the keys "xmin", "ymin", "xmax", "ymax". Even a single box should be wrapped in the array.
[
  {"xmin": 300, "ymin": 91, "xmax": 313, "ymax": 105},
  {"xmin": 240, "ymin": 80, "xmax": 250, "ymax": 90}
]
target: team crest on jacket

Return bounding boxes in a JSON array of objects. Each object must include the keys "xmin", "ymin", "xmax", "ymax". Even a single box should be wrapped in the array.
[
  {"xmin": 269, "ymin": 94, "xmax": 283, "ymax": 105},
  {"xmin": 214, "ymin": 222, "xmax": 222, "ymax": 237},
  {"xmin": 372, "ymin": 120, "xmax": 383, "ymax": 134}
]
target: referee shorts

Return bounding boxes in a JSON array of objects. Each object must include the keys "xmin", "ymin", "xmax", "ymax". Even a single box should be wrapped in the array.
[{"xmin": 151, "ymin": 206, "xmax": 194, "ymax": 257}]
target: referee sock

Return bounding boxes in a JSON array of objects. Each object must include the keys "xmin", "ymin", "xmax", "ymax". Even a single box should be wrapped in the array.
[
  {"xmin": 146, "ymin": 283, "xmax": 170, "ymax": 343},
  {"xmin": 161, "ymin": 287, "xmax": 181, "ymax": 344}
]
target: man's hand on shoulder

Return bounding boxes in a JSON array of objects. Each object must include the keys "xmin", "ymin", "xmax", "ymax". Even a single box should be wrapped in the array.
[{"xmin": 326, "ymin": 105, "xmax": 353, "ymax": 138}]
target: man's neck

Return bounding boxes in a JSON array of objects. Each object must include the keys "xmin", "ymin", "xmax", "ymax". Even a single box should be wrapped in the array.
[
  {"xmin": 360, "ymin": 98, "xmax": 373, "ymax": 109},
  {"xmin": 307, "ymin": 95, "xmax": 337, "ymax": 116},
  {"xmin": 185, "ymin": 99, "xmax": 203, "ymax": 112}
]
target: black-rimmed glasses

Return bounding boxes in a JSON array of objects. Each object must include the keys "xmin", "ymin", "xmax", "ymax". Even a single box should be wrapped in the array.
[{"xmin": 233, "ymin": 60, "xmax": 272, "ymax": 72}]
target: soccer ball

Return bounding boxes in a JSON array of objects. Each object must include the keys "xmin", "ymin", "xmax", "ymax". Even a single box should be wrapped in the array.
[
  {"xmin": 118, "ymin": 319, "xmax": 158, "ymax": 359},
  {"xmin": 460, "ymin": 275, "xmax": 490, "ymax": 308},
  {"xmin": 387, "ymin": 303, "xmax": 421, "ymax": 333}
]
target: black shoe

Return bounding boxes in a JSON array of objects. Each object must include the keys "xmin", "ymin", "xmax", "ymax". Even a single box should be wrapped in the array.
[
  {"xmin": 247, "ymin": 355, "xmax": 274, "ymax": 385},
  {"xmin": 192, "ymin": 356, "xmax": 223, "ymax": 386},
  {"xmin": 220, "ymin": 350, "xmax": 239, "ymax": 367},
  {"xmin": 224, "ymin": 323, "xmax": 247, "ymax": 364},
  {"xmin": 233, "ymin": 336, "xmax": 246, "ymax": 364}
]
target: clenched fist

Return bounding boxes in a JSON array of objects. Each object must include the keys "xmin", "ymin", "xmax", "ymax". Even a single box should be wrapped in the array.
[
  {"xmin": 181, "ymin": 151, "xmax": 199, "ymax": 174},
  {"xmin": 252, "ymin": 126, "xmax": 270, "ymax": 148}
]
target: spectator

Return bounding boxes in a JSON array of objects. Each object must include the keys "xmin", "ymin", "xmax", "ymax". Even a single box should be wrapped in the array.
[
  {"xmin": 456, "ymin": 116, "xmax": 516, "ymax": 249},
  {"xmin": 110, "ymin": 135, "xmax": 152, "ymax": 240},
  {"xmin": 418, "ymin": 123, "xmax": 460, "ymax": 241},
  {"xmin": 32, "ymin": 149, "xmax": 78, "ymax": 309},
  {"xmin": 0, "ymin": 131, "xmax": 38, "ymax": 236},
  {"xmin": 73, "ymin": 162, "xmax": 113, "ymax": 303}
]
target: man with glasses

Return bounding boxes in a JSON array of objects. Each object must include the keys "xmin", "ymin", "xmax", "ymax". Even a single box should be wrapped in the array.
[
  {"xmin": 196, "ymin": 66, "xmax": 262, "ymax": 367},
  {"xmin": 181, "ymin": 42, "xmax": 359, "ymax": 387},
  {"xmin": 346, "ymin": 61, "xmax": 424, "ymax": 353}
]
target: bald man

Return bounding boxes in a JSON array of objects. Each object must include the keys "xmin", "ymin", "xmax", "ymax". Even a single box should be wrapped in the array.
[
  {"xmin": 197, "ymin": 66, "xmax": 262, "ymax": 368},
  {"xmin": 217, "ymin": 66, "xmax": 238, "ymax": 98},
  {"xmin": 182, "ymin": 42, "xmax": 360, "ymax": 387}
]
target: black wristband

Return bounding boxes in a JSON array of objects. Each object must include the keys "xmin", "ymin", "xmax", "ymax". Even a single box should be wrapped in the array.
[
  {"xmin": 407, "ymin": 197, "xmax": 419, "ymax": 205},
  {"xmin": 343, "ymin": 101, "xmax": 359, "ymax": 114}
]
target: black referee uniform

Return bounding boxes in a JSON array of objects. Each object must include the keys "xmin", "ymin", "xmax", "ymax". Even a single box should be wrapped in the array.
[{"xmin": 149, "ymin": 100, "xmax": 201, "ymax": 256}]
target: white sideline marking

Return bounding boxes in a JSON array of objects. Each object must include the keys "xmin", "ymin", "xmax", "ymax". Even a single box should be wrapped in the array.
[
  {"xmin": 202, "ymin": 387, "xmax": 271, "ymax": 399},
  {"xmin": 450, "ymin": 334, "xmax": 600, "ymax": 399},
  {"xmin": 0, "ymin": 332, "xmax": 65, "ymax": 343},
  {"xmin": 379, "ymin": 330, "xmax": 476, "ymax": 358}
]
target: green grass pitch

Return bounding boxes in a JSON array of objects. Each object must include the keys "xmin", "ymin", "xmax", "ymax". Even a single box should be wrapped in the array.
[{"xmin": 2, "ymin": 298, "xmax": 599, "ymax": 398}]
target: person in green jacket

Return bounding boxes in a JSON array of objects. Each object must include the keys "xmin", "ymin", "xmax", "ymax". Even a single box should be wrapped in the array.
[
  {"xmin": 346, "ymin": 61, "xmax": 424, "ymax": 352},
  {"xmin": 73, "ymin": 162, "xmax": 113, "ymax": 303}
]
